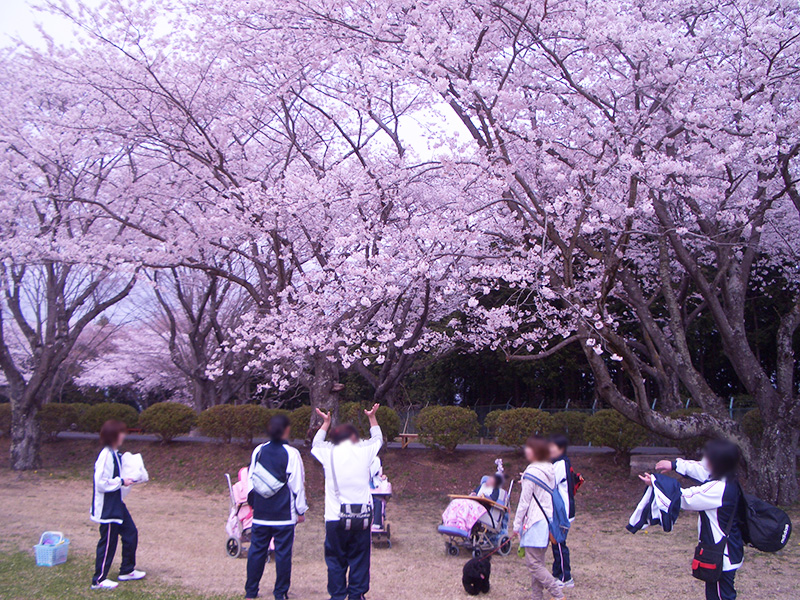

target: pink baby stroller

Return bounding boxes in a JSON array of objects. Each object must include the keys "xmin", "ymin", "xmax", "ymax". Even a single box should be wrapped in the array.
[{"xmin": 225, "ymin": 467, "xmax": 274, "ymax": 559}]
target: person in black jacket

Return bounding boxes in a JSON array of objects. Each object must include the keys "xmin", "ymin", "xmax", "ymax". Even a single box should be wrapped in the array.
[
  {"xmin": 645, "ymin": 440, "xmax": 744, "ymax": 600},
  {"xmin": 245, "ymin": 414, "xmax": 308, "ymax": 600}
]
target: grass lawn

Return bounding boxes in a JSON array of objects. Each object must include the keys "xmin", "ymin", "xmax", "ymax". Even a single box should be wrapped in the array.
[
  {"xmin": 0, "ymin": 438, "xmax": 798, "ymax": 600},
  {"xmin": 0, "ymin": 549, "xmax": 236, "ymax": 600}
]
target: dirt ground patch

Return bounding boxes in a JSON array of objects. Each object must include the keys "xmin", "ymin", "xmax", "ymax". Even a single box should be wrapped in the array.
[{"xmin": 0, "ymin": 441, "xmax": 798, "ymax": 599}]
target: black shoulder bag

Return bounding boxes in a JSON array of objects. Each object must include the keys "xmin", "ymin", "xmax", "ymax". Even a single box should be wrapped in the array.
[
  {"xmin": 330, "ymin": 447, "xmax": 372, "ymax": 531},
  {"xmin": 691, "ymin": 490, "xmax": 739, "ymax": 583}
]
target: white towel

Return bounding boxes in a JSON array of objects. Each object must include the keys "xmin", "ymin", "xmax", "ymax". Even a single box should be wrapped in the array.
[{"xmin": 120, "ymin": 452, "xmax": 149, "ymax": 484}]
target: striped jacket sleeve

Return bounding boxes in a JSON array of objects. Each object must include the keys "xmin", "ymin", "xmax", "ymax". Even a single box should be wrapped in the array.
[
  {"xmin": 94, "ymin": 449, "xmax": 122, "ymax": 493},
  {"xmin": 680, "ymin": 480, "xmax": 725, "ymax": 511}
]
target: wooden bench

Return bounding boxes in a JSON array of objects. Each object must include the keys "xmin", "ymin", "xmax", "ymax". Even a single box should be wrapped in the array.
[
  {"xmin": 629, "ymin": 453, "xmax": 681, "ymax": 478},
  {"xmin": 397, "ymin": 433, "xmax": 419, "ymax": 449}
]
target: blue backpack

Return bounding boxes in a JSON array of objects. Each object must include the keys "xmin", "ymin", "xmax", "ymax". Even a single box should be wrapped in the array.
[{"xmin": 523, "ymin": 473, "xmax": 571, "ymax": 544}]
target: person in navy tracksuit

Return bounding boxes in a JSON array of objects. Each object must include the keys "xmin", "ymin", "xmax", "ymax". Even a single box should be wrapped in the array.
[
  {"xmin": 549, "ymin": 435, "xmax": 575, "ymax": 589},
  {"xmin": 644, "ymin": 440, "xmax": 744, "ymax": 600},
  {"xmin": 90, "ymin": 420, "xmax": 145, "ymax": 590},
  {"xmin": 245, "ymin": 414, "xmax": 308, "ymax": 600}
]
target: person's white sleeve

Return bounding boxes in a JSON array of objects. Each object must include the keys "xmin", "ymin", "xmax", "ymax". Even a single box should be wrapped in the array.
[
  {"xmin": 359, "ymin": 425, "xmax": 383, "ymax": 462},
  {"xmin": 674, "ymin": 458, "xmax": 711, "ymax": 483},
  {"xmin": 680, "ymin": 480, "xmax": 725, "ymax": 512},
  {"xmin": 311, "ymin": 428, "xmax": 332, "ymax": 463},
  {"xmin": 555, "ymin": 461, "xmax": 569, "ymax": 504},
  {"xmin": 370, "ymin": 457, "xmax": 382, "ymax": 478},
  {"xmin": 94, "ymin": 450, "xmax": 122, "ymax": 493},
  {"xmin": 288, "ymin": 448, "xmax": 308, "ymax": 515},
  {"xmin": 513, "ymin": 479, "xmax": 533, "ymax": 533},
  {"xmin": 246, "ymin": 445, "xmax": 260, "ymax": 495}
]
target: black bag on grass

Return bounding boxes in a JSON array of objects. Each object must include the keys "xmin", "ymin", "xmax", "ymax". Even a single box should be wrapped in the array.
[{"xmin": 739, "ymin": 489, "xmax": 792, "ymax": 552}]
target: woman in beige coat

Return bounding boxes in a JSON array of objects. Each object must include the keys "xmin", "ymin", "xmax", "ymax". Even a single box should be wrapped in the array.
[{"xmin": 512, "ymin": 436, "xmax": 565, "ymax": 600}]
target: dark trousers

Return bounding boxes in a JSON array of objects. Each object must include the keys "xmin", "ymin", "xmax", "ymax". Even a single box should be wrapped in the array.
[
  {"xmin": 245, "ymin": 524, "xmax": 296, "ymax": 599},
  {"xmin": 551, "ymin": 536, "xmax": 571, "ymax": 582},
  {"xmin": 92, "ymin": 504, "xmax": 137, "ymax": 585},
  {"xmin": 705, "ymin": 570, "xmax": 736, "ymax": 600},
  {"xmin": 324, "ymin": 520, "xmax": 372, "ymax": 600}
]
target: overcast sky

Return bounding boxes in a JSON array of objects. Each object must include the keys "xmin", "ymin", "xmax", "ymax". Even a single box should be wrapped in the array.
[{"xmin": 0, "ymin": 0, "xmax": 84, "ymax": 48}]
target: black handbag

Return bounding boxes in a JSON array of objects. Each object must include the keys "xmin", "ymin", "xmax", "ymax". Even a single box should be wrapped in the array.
[
  {"xmin": 691, "ymin": 492, "xmax": 739, "ymax": 583},
  {"xmin": 330, "ymin": 448, "xmax": 372, "ymax": 531}
]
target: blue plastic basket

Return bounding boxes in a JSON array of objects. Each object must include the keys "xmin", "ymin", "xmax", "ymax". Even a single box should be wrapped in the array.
[{"xmin": 34, "ymin": 532, "xmax": 70, "ymax": 567}]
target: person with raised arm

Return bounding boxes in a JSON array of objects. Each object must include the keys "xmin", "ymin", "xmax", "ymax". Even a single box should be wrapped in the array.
[{"xmin": 312, "ymin": 404, "xmax": 383, "ymax": 600}]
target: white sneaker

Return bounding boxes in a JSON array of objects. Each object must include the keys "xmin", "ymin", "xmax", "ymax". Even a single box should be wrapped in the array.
[
  {"xmin": 118, "ymin": 570, "xmax": 146, "ymax": 581},
  {"xmin": 557, "ymin": 578, "xmax": 575, "ymax": 588},
  {"xmin": 91, "ymin": 579, "xmax": 119, "ymax": 590}
]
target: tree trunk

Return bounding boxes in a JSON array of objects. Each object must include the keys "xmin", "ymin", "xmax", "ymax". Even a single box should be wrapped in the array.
[
  {"xmin": 192, "ymin": 378, "xmax": 218, "ymax": 411},
  {"xmin": 10, "ymin": 399, "xmax": 42, "ymax": 471},
  {"xmin": 308, "ymin": 355, "xmax": 341, "ymax": 437},
  {"xmin": 374, "ymin": 384, "xmax": 401, "ymax": 408},
  {"xmin": 748, "ymin": 421, "xmax": 799, "ymax": 506}
]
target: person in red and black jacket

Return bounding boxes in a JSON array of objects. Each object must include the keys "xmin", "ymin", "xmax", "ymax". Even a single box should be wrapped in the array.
[{"xmin": 549, "ymin": 435, "xmax": 576, "ymax": 589}]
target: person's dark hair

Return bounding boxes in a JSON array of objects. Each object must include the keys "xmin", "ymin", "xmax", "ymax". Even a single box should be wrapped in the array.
[
  {"xmin": 330, "ymin": 423, "xmax": 359, "ymax": 445},
  {"xmin": 100, "ymin": 419, "xmax": 127, "ymax": 448},
  {"xmin": 550, "ymin": 434, "xmax": 569, "ymax": 452},
  {"xmin": 492, "ymin": 473, "xmax": 504, "ymax": 487},
  {"xmin": 526, "ymin": 435, "xmax": 551, "ymax": 462},
  {"xmin": 703, "ymin": 439, "xmax": 741, "ymax": 479},
  {"xmin": 268, "ymin": 414, "xmax": 291, "ymax": 442}
]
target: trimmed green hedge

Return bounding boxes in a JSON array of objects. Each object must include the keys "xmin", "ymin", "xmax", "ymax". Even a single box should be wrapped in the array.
[
  {"xmin": 339, "ymin": 402, "xmax": 401, "ymax": 442},
  {"xmin": 584, "ymin": 409, "xmax": 648, "ymax": 456},
  {"xmin": 289, "ymin": 406, "xmax": 313, "ymax": 440},
  {"xmin": 139, "ymin": 403, "xmax": 196, "ymax": 442},
  {"xmin": 416, "ymin": 406, "xmax": 479, "ymax": 452},
  {"xmin": 551, "ymin": 411, "xmax": 589, "ymax": 446},
  {"xmin": 483, "ymin": 410, "xmax": 504, "ymax": 437},
  {"xmin": 196, "ymin": 405, "xmax": 294, "ymax": 444},
  {"xmin": 495, "ymin": 408, "xmax": 554, "ymax": 449},
  {"xmin": 197, "ymin": 405, "xmax": 237, "ymax": 443},
  {"xmin": 742, "ymin": 408, "xmax": 764, "ymax": 446},
  {"xmin": 80, "ymin": 403, "xmax": 139, "ymax": 433},
  {"xmin": 39, "ymin": 404, "xmax": 86, "ymax": 439}
]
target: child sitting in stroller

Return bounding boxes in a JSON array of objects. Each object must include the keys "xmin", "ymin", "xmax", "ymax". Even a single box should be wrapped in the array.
[
  {"xmin": 473, "ymin": 473, "xmax": 505, "ymax": 503},
  {"xmin": 438, "ymin": 460, "xmax": 513, "ymax": 558}
]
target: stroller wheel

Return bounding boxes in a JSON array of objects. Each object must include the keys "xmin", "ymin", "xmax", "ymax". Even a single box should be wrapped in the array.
[
  {"xmin": 472, "ymin": 548, "xmax": 483, "ymax": 558},
  {"xmin": 497, "ymin": 536, "xmax": 512, "ymax": 556},
  {"xmin": 447, "ymin": 543, "xmax": 460, "ymax": 557},
  {"xmin": 226, "ymin": 537, "xmax": 242, "ymax": 559}
]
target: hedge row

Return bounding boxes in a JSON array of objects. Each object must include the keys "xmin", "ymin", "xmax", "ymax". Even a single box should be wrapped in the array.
[
  {"xmin": 416, "ymin": 406, "xmax": 479, "ymax": 451},
  {"xmin": 197, "ymin": 405, "xmax": 292, "ymax": 444},
  {"xmin": 339, "ymin": 402, "xmax": 402, "ymax": 443}
]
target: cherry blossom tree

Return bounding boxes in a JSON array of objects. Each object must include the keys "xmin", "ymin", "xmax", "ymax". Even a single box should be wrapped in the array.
[
  {"xmin": 150, "ymin": 267, "xmax": 254, "ymax": 410},
  {"xmin": 36, "ymin": 0, "xmax": 486, "ymax": 427},
  {"xmin": 75, "ymin": 320, "xmax": 187, "ymax": 401},
  {"xmin": 17, "ymin": 0, "xmax": 798, "ymax": 503},
  {"xmin": 0, "ymin": 54, "xmax": 143, "ymax": 468},
  {"xmin": 281, "ymin": 0, "xmax": 800, "ymax": 502}
]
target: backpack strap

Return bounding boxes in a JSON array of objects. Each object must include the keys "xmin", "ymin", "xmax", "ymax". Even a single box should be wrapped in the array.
[
  {"xmin": 524, "ymin": 477, "xmax": 556, "ymax": 544},
  {"xmin": 524, "ymin": 473, "xmax": 555, "ymax": 494},
  {"xmin": 723, "ymin": 484, "xmax": 741, "ymax": 538},
  {"xmin": 329, "ymin": 445, "xmax": 342, "ymax": 504}
]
